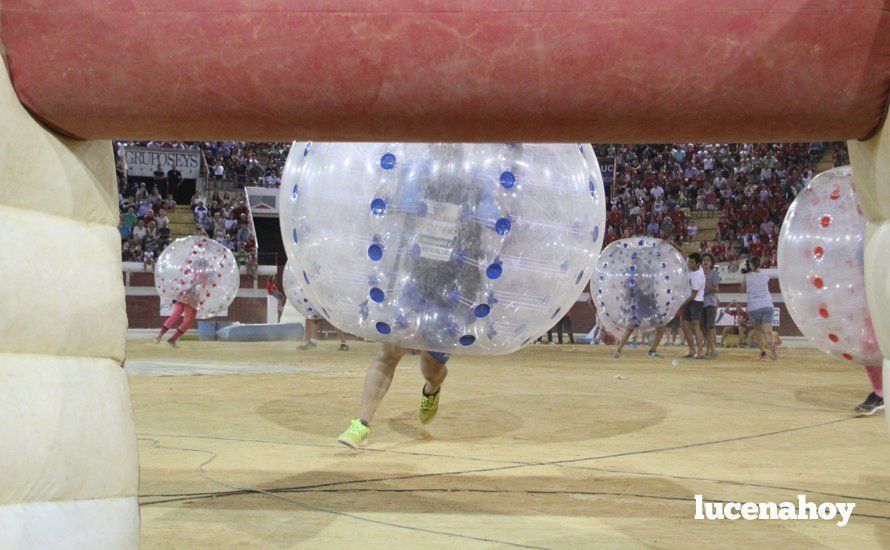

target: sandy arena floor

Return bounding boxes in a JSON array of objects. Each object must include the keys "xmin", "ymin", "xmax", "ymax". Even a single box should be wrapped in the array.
[{"xmin": 126, "ymin": 340, "xmax": 890, "ymax": 548}]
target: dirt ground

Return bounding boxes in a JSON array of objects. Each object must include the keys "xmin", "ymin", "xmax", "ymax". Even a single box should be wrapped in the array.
[{"xmin": 126, "ymin": 340, "xmax": 890, "ymax": 549}]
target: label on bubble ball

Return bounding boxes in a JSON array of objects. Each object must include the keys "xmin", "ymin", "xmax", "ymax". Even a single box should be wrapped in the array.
[{"xmin": 417, "ymin": 200, "xmax": 460, "ymax": 262}]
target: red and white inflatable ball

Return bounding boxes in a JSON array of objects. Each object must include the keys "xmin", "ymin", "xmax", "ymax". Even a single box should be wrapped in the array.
[
  {"xmin": 282, "ymin": 261, "xmax": 322, "ymax": 320},
  {"xmin": 155, "ymin": 236, "xmax": 240, "ymax": 318},
  {"xmin": 778, "ymin": 166, "xmax": 882, "ymax": 366}
]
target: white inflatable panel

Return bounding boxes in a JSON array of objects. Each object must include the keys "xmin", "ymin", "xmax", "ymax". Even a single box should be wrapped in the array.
[
  {"xmin": 1, "ymin": 205, "xmax": 127, "ymax": 361},
  {"xmin": 0, "ymin": 355, "xmax": 137, "ymax": 504},
  {"xmin": 850, "ymin": 115, "xmax": 890, "ymax": 434},
  {"xmin": 0, "ymin": 497, "xmax": 139, "ymax": 550},
  {"xmin": 0, "ymin": 63, "xmax": 138, "ymax": 547}
]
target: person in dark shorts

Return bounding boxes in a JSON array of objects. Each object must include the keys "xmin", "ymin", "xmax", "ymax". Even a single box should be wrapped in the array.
[
  {"xmin": 681, "ymin": 252, "xmax": 706, "ymax": 359},
  {"xmin": 700, "ymin": 253, "xmax": 721, "ymax": 358}
]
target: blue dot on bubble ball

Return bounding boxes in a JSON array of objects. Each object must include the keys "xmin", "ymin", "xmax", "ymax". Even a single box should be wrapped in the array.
[
  {"xmin": 589, "ymin": 181, "xmax": 596, "ymax": 196},
  {"xmin": 593, "ymin": 226, "xmax": 600, "ymax": 241},
  {"xmin": 370, "ymin": 198, "xmax": 387, "ymax": 215},
  {"xmin": 303, "ymin": 271, "xmax": 310, "ymax": 285},
  {"xmin": 370, "ymin": 287, "xmax": 385, "ymax": 302},
  {"xmin": 376, "ymin": 322, "xmax": 392, "ymax": 334},
  {"xmin": 459, "ymin": 335, "xmax": 476, "ymax": 346},
  {"xmin": 291, "ymin": 183, "xmax": 298, "ymax": 199},
  {"xmin": 380, "ymin": 153, "xmax": 396, "ymax": 170},
  {"xmin": 292, "ymin": 228, "xmax": 298, "ymax": 244},
  {"xmin": 303, "ymin": 142, "xmax": 312, "ymax": 156},
  {"xmin": 368, "ymin": 244, "xmax": 383, "ymax": 261},
  {"xmin": 495, "ymin": 217, "xmax": 511, "ymax": 235},
  {"xmin": 474, "ymin": 304, "xmax": 491, "ymax": 318},
  {"xmin": 486, "ymin": 263, "xmax": 503, "ymax": 279},
  {"xmin": 500, "ymin": 171, "xmax": 516, "ymax": 189}
]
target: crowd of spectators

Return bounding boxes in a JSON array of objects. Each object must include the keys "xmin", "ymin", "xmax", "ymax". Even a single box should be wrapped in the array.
[
  {"xmin": 117, "ymin": 171, "xmax": 175, "ymax": 269},
  {"xmin": 116, "ymin": 139, "xmax": 846, "ymax": 272},
  {"xmin": 188, "ymin": 190, "xmax": 259, "ymax": 277},
  {"xmin": 115, "ymin": 144, "xmax": 260, "ymax": 275},
  {"xmin": 593, "ymin": 142, "xmax": 835, "ymax": 268}
]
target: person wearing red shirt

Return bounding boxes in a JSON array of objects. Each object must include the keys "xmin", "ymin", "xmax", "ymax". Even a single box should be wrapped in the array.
[
  {"xmin": 711, "ymin": 241, "xmax": 726, "ymax": 261},
  {"xmin": 750, "ymin": 240, "xmax": 765, "ymax": 258},
  {"xmin": 720, "ymin": 301, "xmax": 750, "ymax": 346},
  {"xmin": 607, "ymin": 207, "xmax": 622, "ymax": 227}
]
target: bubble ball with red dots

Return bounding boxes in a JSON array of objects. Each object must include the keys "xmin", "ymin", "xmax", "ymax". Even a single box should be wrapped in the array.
[
  {"xmin": 282, "ymin": 261, "xmax": 322, "ymax": 320},
  {"xmin": 154, "ymin": 235, "xmax": 240, "ymax": 319},
  {"xmin": 778, "ymin": 166, "xmax": 882, "ymax": 366},
  {"xmin": 592, "ymin": 237, "xmax": 692, "ymax": 334},
  {"xmin": 279, "ymin": 142, "xmax": 606, "ymax": 355}
]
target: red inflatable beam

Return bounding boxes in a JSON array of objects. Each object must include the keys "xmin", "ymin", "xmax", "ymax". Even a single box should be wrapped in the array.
[{"xmin": 1, "ymin": 1, "xmax": 889, "ymax": 142}]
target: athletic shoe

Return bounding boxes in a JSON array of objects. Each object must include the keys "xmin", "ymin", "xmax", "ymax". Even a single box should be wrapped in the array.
[
  {"xmin": 337, "ymin": 419, "xmax": 370, "ymax": 448},
  {"xmin": 682, "ymin": 353, "xmax": 696, "ymax": 359},
  {"xmin": 629, "ymin": 343, "xmax": 638, "ymax": 350},
  {"xmin": 152, "ymin": 335, "xmax": 161, "ymax": 344},
  {"xmin": 339, "ymin": 343, "xmax": 350, "ymax": 351},
  {"xmin": 759, "ymin": 351, "xmax": 768, "ymax": 361},
  {"xmin": 854, "ymin": 393, "xmax": 885, "ymax": 416},
  {"xmin": 167, "ymin": 339, "xmax": 177, "ymax": 349},
  {"xmin": 419, "ymin": 388, "xmax": 440, "ymax": 424},
  {"xmin": 647, "ymin": 350, "xmax": 662, "ymax": 358},
  {"xmin": 612, "ymin": 351, "xmax": 621, "ymax": 358}
]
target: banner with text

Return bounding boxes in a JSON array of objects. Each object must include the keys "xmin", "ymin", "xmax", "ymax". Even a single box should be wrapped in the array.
[{"xmin": 123, "ymin": 147, "xmax": 203, "ymax": 180}]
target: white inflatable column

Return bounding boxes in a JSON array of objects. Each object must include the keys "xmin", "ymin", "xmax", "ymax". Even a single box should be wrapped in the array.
[
  {"xmin": 0, "ymin": 66, "xmax": 139, "ymax": 546},
  {"xmin": 849, "ymin": 118, "xmax": 890, "ymax": 432}
]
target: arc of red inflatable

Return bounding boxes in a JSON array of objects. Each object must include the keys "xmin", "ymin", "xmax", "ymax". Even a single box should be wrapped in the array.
[{"xmin": 2, "ymin": 0, "xmax": 889, "ymax": 142}]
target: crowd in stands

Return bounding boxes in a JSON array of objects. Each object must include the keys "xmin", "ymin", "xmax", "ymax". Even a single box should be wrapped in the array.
[
  {"xmin": 593, "ymin": 142, "xmax": 835, "ymax": 268},
  {"xmin": 115, "ymin": 144, "xmax": 260, "ymax": 275},
  {"xmin": 116, "ymin": 139, "xmax": 846, "ymax": 273},
  {"xmin": 117, "ymin": 173, "xmax": 175, "ymax": 268}
]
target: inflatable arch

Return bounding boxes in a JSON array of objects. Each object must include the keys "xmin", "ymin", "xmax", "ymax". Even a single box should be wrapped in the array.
[{"xmin": 1, "ymin": 1, "xmax": 888, "ymax": 546}]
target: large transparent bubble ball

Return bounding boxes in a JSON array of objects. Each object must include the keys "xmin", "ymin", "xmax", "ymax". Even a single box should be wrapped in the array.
[
  {"xmin": 155, "ymin": 235, "xmax": 240, "ymax": 319},
  {"xmin": 279, "ymin": 142, "xmax": 606, "ymax": 355},
  {"xmin": 283, "ymin": 261, "xmax": 321, "ymax": 320},
  {"xmin": 778, "ymin": 166, "xmax": 881, "ymax": 366},
  {"xmin": 592, "ymin": 237, "xmax": 691, "ymax": 332}
]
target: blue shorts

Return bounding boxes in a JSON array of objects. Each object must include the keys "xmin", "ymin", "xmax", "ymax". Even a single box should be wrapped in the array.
[
  {"xmin": 748, "ymin": 307, "xmax": 774, "ymax": 326},
  {"xmin": 426, "ymin": 351, "xmax": 451, "ymax": 365}
]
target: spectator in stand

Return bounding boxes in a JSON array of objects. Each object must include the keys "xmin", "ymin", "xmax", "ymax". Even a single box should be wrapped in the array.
[
  {"xmin": 213, "ymin": 162, "xmax": 225, "ymax": 182},
  {"xmin": 687, "ymin": 219, "xmax": 698, "ymax": 240},
  {"xmin": 166, "ymin": 164, "xmax": 183, "ymax": 200},
  {"xmin": 132, "ymin": 220, "xmax": 148, "ymax": 243},
  {"xmin": 123, "ymin": 207, "xmax": 137, "ymax": 229},
  {"xmin": 155, "ymin": 209, "xmax": 169, "ymax": 230},
  {"xmin": 232, "ymin": 199, "xmax": 249, "ymax": 221},
  {"xmin": 152, "ymin": 164, "xmax": 166, "ymax": 197},
  {"xmin": 119, "ymin": 216, "xmax": 132, "ymax": 241},
  {"xmin": 236, "ymin": 223, "xmax": 251, "ymax": 249}
]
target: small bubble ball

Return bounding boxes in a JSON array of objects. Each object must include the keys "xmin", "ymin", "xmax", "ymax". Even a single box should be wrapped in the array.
[
  {"xmin": 155, "ymin": 235, "xmax": 240, "ymax": 318},
  {"xmin": 592, "ymin": 237, "xmax": 691, "ymax": 334}
]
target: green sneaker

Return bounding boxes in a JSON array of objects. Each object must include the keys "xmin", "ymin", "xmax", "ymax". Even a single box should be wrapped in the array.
[
  {"xmin": 337, "ymin": 419, "xmax": 369, "ymax": 448},
  {"xmin": 419, "ymin": 388, "xmax": 440, "ymax": 425}
]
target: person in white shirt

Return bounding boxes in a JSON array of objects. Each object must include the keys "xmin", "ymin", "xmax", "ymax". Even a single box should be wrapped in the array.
[
  {"xmin": 681, "ymin": 253, "xmax": 707, "ymax": 359},
  {"xmin": 740, "ymin": 256, "xmax": 777, "ymax": 360}
]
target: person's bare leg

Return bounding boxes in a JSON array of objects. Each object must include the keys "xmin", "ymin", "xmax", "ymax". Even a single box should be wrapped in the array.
[
  {"xmin": 648, "ymin": 326, "xmax": 666, "ymax": 355},
  {"xmin": 614, "ymin": 327, "xmax": 634, "ymax": 356},
  {"xmin": 681, "ymin": 320, "xmax": 695, "ymax": 356},
  {"xmin": 358, "ymin": 344, "xmax": 407, "ymax": 425},
  {"xmin": 420, "ymin": 352, "xmax": 448, "ymax": 396}
]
